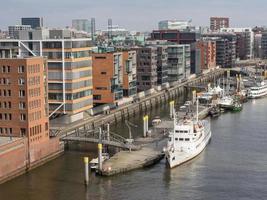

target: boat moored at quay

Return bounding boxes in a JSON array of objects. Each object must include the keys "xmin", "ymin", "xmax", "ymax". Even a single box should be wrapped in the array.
[{"xmin": 164, "ymin": 101, "xmax": 212, "ymax": 168}]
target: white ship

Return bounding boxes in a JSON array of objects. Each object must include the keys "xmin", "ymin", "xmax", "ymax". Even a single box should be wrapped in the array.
[
  {"xmin": 248, "ymin": 81, "xmax": 267, "ymax": 99},
  {"xmin": 218, "ymin": 96, "xmax": 234, "ymax": 109},
  {"xmin": 164, "ymin": 101, "xmax": 212, "ymax": 168}
]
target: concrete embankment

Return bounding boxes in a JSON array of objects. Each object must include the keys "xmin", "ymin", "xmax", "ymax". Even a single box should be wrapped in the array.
[{"xmin": 57, "ymin": 69, "xmax": 224, "ymax": 137}]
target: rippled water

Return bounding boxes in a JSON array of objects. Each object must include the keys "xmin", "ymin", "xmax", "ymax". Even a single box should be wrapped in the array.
[{"xmin": 1, "ymin": 98, "xmax": 267, "ymax": 200}]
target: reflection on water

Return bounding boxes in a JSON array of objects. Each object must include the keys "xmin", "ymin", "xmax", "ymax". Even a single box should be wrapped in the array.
[{"xmin": 1, "ymin": 96, "xmax": 267, "ymax": 200}]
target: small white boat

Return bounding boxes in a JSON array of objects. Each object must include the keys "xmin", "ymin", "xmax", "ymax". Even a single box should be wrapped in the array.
[
  {"xmin": 152, "ymin": 116, "xmax": 162, "ymax": 126},
  {"xmin": 89, "ymin": 153, "xmax": 110, "ymax": 170},
  {"xmin": 218, "ymin": 96, "xmax": 234, "ymax": 109}
]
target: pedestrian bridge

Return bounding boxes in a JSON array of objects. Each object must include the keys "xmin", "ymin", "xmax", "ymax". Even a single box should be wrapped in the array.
[{"xmin": 60, "ymin": 129, "xmax": 141, "ymax": 151}]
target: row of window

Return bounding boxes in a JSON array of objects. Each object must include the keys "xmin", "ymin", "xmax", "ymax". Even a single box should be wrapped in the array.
[
  {"xmin": 19, "ymin": 90, "xmax": 26, "ymax": 97},
  {"xmin": 0, "ymin": 128, "xmax": 12, "ymax": 135},
  {"xmin": 28, "ymin": 76, "xmax": 40, "ymax": 86},
  {"xmin": 0, "ymin": 90, "xmax": 12, "ymax": 97},
  {"xmin": 0, "ymin": 78, "xmax": 11, "ymax": 85},
  {"xmin": 0, "ymin": 66, "xmax": 11, "ymax": 73},
  {"xmin": 29, "ymin": 124, "xmax": 42, "ymax": 137},
  {"xmin": 28, "ymin": 64, "xmax": 41, "ymax": 74},
  {"xmin": 29, "ymin": 99, "xmax": 41, "ymax": 110},
  {"xmin": 0, "ymin": 101, "xmax": 12, "ymax": 109},
  {"xmin": 0, "ymin": 113, "xmax": 12, "ymax": 120},
  {"xmin": 29, "ymin": 111, "xmax": 42, "ymax": 122},
  {"xmin": 29, "ymin": 88, "xmax": 41, "ymax": 97},
  {"xmin": 0, "ymin": 78, "xmax": 27, "ymax": 85},
  {"xmin": 0, "ymin": 128, "xmax": 27, "ymax": 136}
]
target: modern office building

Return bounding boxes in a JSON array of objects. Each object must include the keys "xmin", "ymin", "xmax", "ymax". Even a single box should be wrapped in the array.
[
  {"xmin": 156, "ymin": 46, "xmax": 168, "ymax": 85},
  {"xmin": 261, "ymin": 31, "xmax": 267, "ymax": 59},
  {"xmin": 122, "ymin": 51, "xmax": 137, "ymax": 97},
  {"xmin": 91, "ymin": 18, "xmax": 96, "ymax": 40},
  {"xmin": 8, "ymin": 25, "xmax": 31, "ymax": 38},
  {"xmin": 151, "ymin": 30, "xmax": 199, "ymax": 44},
  {"xmin": 151, "ymin": 30, "xmax": 180, "ymax": 43},
  {"xmin": 72, "ymin": 19, "xmax": 91, "ymax": 33},
  {"xmin": 0, "ymin": 29, "xmax": 93, "ymax": 119},
  {"xmin": 21, "ymin": 17, "xmax": 43, "ymax": 29},
  {"xmin": 210, "ymin": 17, "xmax": 229, "ymax": 31},
  {"xmin": 254, "ymin": 33, "xmax": 262, "ymax": 58},
  {"xmin": 92, "ymin": 51, "xmax": 124, "ymax": 105},
  {"xmin": 221, "ymin": 28, "xmax": 254, "ymax": 59},
  {"xmin": 134, "ymin": 47, "xmax": 158, "ymax": 91},
  {"xmin": 158, "ymin": 20, "xmax": 193, "ymax": 31},
  {"xmin": 167, "ymin": 44, "xmax": 191, "ymax": 82},
  {"xmin": 203, "ymin": 33, "xmax": 236, "ymax": 68},
  {"xmin": 179, "ymin": 32, "xmax": 200, "ymax": 44}
]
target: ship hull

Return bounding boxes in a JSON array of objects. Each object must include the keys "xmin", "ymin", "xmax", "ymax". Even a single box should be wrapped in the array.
[{"xmin": 166, "ymin": 130, "xmax": 211, "ymax": 169}]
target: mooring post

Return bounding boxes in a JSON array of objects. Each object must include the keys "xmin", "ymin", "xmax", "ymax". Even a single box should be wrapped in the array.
[
  {"xmin": 98, "ymin": 143, "xmax": 103, "ymax": 172},
  {"xmin": 98, "ymin": 127, "xmax": 103, "ymax": 172},
  {"xmin": 106, "ymin": 123, "xmax": 110, "ymax": 141},
  {"xmin": 169, "ymin": 101, "xmax": 175, "ymax": 119},
  {"xmin": 143, "ymin": 115, "xmax": 148, "ymax": 137},
  {"xmin": 84, "ymin": 157, "xmax": 89, "ymax": 185}
]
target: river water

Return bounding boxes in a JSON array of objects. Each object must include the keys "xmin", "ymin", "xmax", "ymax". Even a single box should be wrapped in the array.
[{"xmin": 0, "ymin": 97, "xmax": 267, "ymax": 200}]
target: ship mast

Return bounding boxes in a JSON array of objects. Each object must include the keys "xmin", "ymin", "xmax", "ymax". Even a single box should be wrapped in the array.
[{"xmin": 196, "ymin": 97, "xmax": 199, "ymax": 123}]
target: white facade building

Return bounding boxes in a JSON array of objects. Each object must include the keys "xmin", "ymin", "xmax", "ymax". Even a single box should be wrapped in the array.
[{"xmin": 158, "ymin": 20, "xmax": 194, "ymax": 31}]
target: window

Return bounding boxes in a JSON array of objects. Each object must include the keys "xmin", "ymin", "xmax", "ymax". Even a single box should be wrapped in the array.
[
  {"xmin": 7, "ymin": 66, "xmax": 10, "ymax": 73},
  {"xmin": 101, "ymin": 72, "xmax": 107, "ymax": 75},
  {"xmin": 18, "ymin": 78, "xmax": 25, "ymax": 85},
  {"xmin": 19, "ymin": 90, "xmax": 26, "ymax": 97},
  {"xmin": 175, "ymin": 138, "xmax": 178, "ymax": 141},
  {"xmin": 179, "ymin": 138, "xmax": 184, "ymax": 141},
  {"xmin": 20, "ymin": 114, "xmax": 26, "ymax": 121},
  {"xmin": 20, "ymin": 128, "xmax": 26, "ymax": 137},
  {"xmin": 18, "ymin": 65, "xmax": 25, "ymax": 73},
  {"xmin": 185, "ymin": 138, "xmax": 190, "ymax": 141},
  {"xmin": 93, "ymin": 95, "xmax": 101, "ymax": 100},
  {"xmin": 19, "ymin": 102, "xmax": 26, "ymax": 109}
]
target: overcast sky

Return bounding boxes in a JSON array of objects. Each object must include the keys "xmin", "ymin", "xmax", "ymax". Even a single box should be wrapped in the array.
[{"xmin": 0, "ymin": 0, "xmax": 266, "ymax": 31}]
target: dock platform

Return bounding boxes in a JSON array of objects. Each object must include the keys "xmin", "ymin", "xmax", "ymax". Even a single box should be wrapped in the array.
[{"xmin": 101, "ymin": 147, "xmax": 164, "ymax": 176}]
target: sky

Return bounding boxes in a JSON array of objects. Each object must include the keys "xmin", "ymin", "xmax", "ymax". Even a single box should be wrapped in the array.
[{"xmin": 0, "ymin": 0, "xmax": 267, "ymax": 31}]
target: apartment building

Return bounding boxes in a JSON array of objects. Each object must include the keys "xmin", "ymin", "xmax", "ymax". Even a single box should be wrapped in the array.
[
  {"xmin": 210, "ymin": 17, "xmax": 229, "ymax": 31},
  {"xmin": 8, "ymin": 25, "xmax": 31, "ymax": 39},
  {"xmin": 0, "ymin": 57, "xmax": 49, "ymax": 141},
  {"xmin": 92, "ymin": 51, "xmax": 123, "ymax": 105},
  {"xmin": 203, "ymin": 33, "xmax": 236, "ymax": 68},
  {"xmin": 156, "ymin": 46, "xmax": 168, "ymax": 85},
  {"xmin": 0, "ymin": 29, "xmax": 93, "ymax": 118},
  {"xmin": 21, "ymin": 17, "xmax": 43, "ymax": 29},
  {"xmin": 221, "ymin": 28, "xmax": 254, "ymax": 59},
  {"xmin": 0, "ymin": 57, "xmax": 62, "ymax": 182},
  {"xmin": 133, "ymin": 47, "xmax": 158, "ymax": 91},
  {"xmin": 122, "ymin": 50, "xmax": 137, "ymax": 97},
  {"xmin": 167, "ymin": 44, "xmax": 191, "ymax": 82}
]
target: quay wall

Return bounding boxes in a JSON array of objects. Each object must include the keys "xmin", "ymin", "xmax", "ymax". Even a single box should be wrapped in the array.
[
  {"xmin": 0, "ymin": 137, "xmax": 63, "ymax": 184},
  {"xmin": 60, "ymin": 69, "xmax": 225, "ymax": 136}
]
